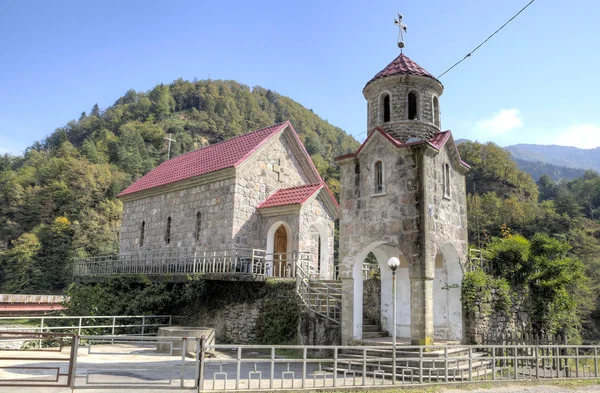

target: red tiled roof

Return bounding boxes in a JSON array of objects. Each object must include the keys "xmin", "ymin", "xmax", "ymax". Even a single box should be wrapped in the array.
[
  {"xmin": 365, "ymin": 53, "xmax": 438, "ymax": 88},
  {"xmin": 118, "ymin": 122, "xmax": 290, "ymax": 197},
  {"xmin": 258, "ymin": 184, "xmax": 323, "ymax": 209},
  {"xmin": 335, "ymin": 128, "xmax": 470, "ymax": 169}
]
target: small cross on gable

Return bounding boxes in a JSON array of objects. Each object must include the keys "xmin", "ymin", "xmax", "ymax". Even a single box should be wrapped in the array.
[{"xmin": 272, "ymin": 159, "xmax": 285, "ymax": 182}]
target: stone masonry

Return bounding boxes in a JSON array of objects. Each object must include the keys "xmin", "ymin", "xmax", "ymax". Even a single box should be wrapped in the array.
[{"xmin": 337, "ymin": 52, "xmax": 469, "ymax": 345}]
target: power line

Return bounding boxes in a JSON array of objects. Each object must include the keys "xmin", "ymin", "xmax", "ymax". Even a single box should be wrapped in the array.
[
  {"xmin": 437, "ymin": 0, "xmax": 535, "ymax": 79},
  {"xmin": 350, "ymin": 0, "xmax": 536, "ymax": 139}
]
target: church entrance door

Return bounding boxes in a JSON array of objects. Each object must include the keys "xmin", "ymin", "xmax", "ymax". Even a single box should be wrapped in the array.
[{"xmin": 274, "ymin": 225, "xmax": 288, "ymax": 277}]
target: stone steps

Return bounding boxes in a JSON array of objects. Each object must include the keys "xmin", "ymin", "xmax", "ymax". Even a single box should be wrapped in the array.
[{"xmin": 326, "ymin": 349, "xmax": 493, "ymax": 381}]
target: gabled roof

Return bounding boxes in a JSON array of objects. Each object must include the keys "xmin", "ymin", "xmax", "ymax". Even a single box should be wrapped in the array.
[
  {"xmin": 258, "ymin": 181, "xmax": 340, "ymax": 211},
  {"xmin": 118, "ymin": 122, "xmax": 291, "ymax": 197},
  {"xmin": 258, "ymin": 184, "xmax": 323, "ymax": 209},
  {"xmin": 335, "ymin": 128, "xmax": 470, "ymax": 169},
  {"xmin": 364, "ymin": 53, "xmax": 439, "ymax": 89}
]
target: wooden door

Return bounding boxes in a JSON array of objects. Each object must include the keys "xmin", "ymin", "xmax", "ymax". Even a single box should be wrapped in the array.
[{"xmin": 274, "ymin": 225, "xmax": 288, "ymax": 277}]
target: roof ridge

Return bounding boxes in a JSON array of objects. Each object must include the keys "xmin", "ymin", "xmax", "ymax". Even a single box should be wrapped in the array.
[{"xmin": 173, "ymin": 121, "xmax": 288, "ymax": 159}]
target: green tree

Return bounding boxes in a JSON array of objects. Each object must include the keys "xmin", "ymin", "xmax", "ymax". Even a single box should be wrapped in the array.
[{"xmin": 0, "ymin": 233, "xmax": 43, "ymax": 293}]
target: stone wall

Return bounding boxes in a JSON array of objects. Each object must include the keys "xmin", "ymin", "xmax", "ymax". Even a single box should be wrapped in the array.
[
  {"xmin": 363, "ymin": 74, "xmax": 443, "ymax": 141},
  {"xmin": 119, "ymin": 176, "xmax": 236, "ymax": 254},
  {"xmin": 299, "ymin": 193, "xmax": 336, "ymax": 277},
  {"xmin": 465, "ymin": 289, "xmax": 531, "ymax": 344},
  {"xmin": 233, "ymin": 132, "xmax": 315, "ymax": 250},
  {"xmin": 363, "ymin": 279, "xmax": 381, "ymax": 324},
  {"xmin": 212, "ymin": 301, "xmax": 263, "ymax": 343},
  {"xmin": 187, "ymin": 280, "xmax": 300, "ymax": 345},
  {"xmin": 298, "ymin": 310, "xmax": 341, "ymax": 346}
]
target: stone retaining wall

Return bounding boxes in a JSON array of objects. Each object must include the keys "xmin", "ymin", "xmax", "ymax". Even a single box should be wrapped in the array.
[{"xmin": 465, "ymin": 289, "xmax": 530, "ymax": 344}]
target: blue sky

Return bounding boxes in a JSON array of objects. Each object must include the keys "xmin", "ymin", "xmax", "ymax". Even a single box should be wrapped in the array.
[{"xmin": 1, "ymin": 0, "xmax": 598, "ymax": 155}]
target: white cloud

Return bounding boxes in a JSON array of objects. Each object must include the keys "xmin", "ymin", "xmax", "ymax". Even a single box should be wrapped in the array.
[
  {"xmin": 553, "ymin": 124, "xmax": 600, "ymax": 149},
  {"xmin": 474, "ymin": 109, "xmax": 524, "ymax": 135}
]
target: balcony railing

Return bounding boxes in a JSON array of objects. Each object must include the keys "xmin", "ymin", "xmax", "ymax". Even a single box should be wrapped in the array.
[{"xmin": 73, "ymin": 249, "xmax": 312, "ymax": 280}]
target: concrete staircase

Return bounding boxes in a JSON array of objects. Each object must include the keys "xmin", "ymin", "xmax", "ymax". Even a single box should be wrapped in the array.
[
  {"xmin": 325, "ymin": 345, "xmax": 493, "ymax": 382},
  {"xmin": 362, "ymin": 316, "xmax": 387, "ymax": 339}
]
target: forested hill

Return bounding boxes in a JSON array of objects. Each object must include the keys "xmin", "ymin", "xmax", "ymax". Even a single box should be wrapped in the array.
[{"xmin": 0, "ymin": 79, "xmax": 359, "ymax": 293}]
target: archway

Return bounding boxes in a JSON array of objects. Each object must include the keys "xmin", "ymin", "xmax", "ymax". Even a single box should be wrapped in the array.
[
  {"xmin": 308, "ymin": 222, "xmax": 330, "ymax": 279},
  {"xmin": 266, "ymin": 221, "xmax": 292, "ymax": 277},
  {"xmin": 351, "ymin": 241, "xmax": 410, "ymax": 340},
  {"xmin": 433, "ymin": 243, "xmax": 463, "ymax": 341}
]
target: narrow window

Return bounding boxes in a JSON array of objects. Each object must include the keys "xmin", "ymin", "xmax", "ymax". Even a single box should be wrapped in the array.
[
  {"xmin": 444, "ymin": 164, "xmax": 451, "ymax": 198},
  {"xmin": 165, "ymin": 217, "xmax": 172, "ymax": 244},
  {"xmin": 383, "ymin": 94, "xmax": 391, "ymax": 123},
  {"xmin": 354, "ymin": 160, "xmax": 361, "ymax": 198},
  {"xmin": 195, "ymin": 212, "xmax": 202, "ymax": 242},
  {"xmin": 374, "ymin": 161, "xmax": 384, "ymax": 193},
  {"xmin": 433, "ymin": 96, "xmax": 440, "ymax": 127},
  {"xmin": 408, "ymin": 92, "xmax": 418, "ymax": 120},
  {"xmin": 140, "ymin": 221, "xmax": 145, "ymax": 247}
]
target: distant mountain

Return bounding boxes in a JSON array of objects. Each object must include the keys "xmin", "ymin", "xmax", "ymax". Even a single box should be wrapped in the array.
[
  {"xmin": 506, "ymin": 144, "xmax": 600, "ymax": 173},
  {"xmin": 512, "ymin": 158, "xmax": 585, "ymax": 182},
  {"xmin": 454, "ymin": 140, "xmax": 594, "ymax": 181}
]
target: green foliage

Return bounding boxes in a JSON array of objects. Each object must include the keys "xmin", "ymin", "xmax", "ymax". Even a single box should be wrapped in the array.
[
  {"xmin": 67, "ymin": 276, "xmax": 299, "ymax": 344},
  {"xmin": 0, "ymin": 233, "xmax": 43, "ymax": 293},
  {"xmin": 481, "ymin": 234, "xmax": 591, "ymax": 338},
  {"xmin": 462, "ymin": 270, "xmax": 492, "ymax": 315},
  {"xmin": 254, "ymin": 280, "xmax": 299, "ymax": 344}
]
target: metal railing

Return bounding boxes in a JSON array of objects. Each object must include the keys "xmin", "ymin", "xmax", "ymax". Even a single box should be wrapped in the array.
[
  {"xmin": 296, "ymin": 259, "xmax": 342, "ymax": 324},
  {"xmin": 201, "ymin": 343, "xmax": 600, "ymax": 391},
  {"xmin": 0, "ymin": 315, "xmax": 172, "ymax": 336},
  {"xmin": 73, "ymin": 249, "xmax": 314, "ymax": 280},
  {"xmin": 3, "ymin": 334, "xmax": 600, "ymax": 390}
]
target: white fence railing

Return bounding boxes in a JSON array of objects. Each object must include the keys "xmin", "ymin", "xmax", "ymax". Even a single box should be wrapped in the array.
[
  {"xmin": 73, "ymin": 249, "xmax": 314, "ymax": 279},
  {"xmin": 0, "ymin": 315, "xmax": 172, "ymax": 336}
]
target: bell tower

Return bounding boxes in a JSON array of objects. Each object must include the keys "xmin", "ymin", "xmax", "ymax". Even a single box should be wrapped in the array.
[
  {"xmin": 336, "ymin": 13, "xmax": 469, "ymax": 346},
  {"xmin": 363, "ymin": 17, "xmax": 443, "ymax": 142}
]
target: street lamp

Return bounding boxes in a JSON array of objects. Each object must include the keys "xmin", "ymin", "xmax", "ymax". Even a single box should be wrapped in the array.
[{"xmin": 388, "ymin": 256, "xmax": 400, "ymax": 383}]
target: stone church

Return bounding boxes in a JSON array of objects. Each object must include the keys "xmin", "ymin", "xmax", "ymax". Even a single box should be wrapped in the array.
[
  {"xmin": 116, "ymin": 121, "xmax": 339, "ymax": 279},
  {"xmin": 336, "ymin": 53, "xmax": 469, "ymax": 345}
]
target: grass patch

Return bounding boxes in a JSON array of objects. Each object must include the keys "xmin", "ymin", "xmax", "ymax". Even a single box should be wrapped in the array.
[
  {"xmin": 0, "ymin": 318, "xmax": 41, "ymax": 326},
  {"xmin": 287, "ymin": 379, "xmax": 600, "ymax": 393}
]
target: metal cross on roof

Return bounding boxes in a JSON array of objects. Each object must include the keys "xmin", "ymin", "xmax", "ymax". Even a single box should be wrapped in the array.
[
  {"xmin": 164, "ymin": 133, "xmax": 176, "ymax": 159},
  {"xmin": 394, "ymin": 13, "xmax": 408, "ymax": 51}
]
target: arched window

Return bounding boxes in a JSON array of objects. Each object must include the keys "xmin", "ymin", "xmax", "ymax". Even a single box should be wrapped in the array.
[
  {"xmin": 374, "ymin": 160, "xmax": 384, "ymax": 193},
  {"xmin": 195, "ymin": 212, "xmax": 202, "ymax": 242},
  {"xmin": 433, "ymin": 96, "xmax": 440, "ymax": 127},
  {"xmin": 382, "ymin": 94, "xmax": 391, "ymax": 123},
  {"xmin": 408, "ymin": 91, "xmax": 418, "ymax": 120},
  {"xmin": 165, "ymin": 217, "xmax": 172, "ymax": 244},
  {"xmin": 443, "ymin": 163, "xmax": 451, "ymax": 198},
  {"xmin": 140, "ymin": 221, "xmax": 145, "ymax": 247}
]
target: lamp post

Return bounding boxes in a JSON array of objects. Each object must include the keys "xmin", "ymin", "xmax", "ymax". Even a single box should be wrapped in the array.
[{"xmin": 388, "ymin": 256, "xmax": 400, "ymax": 384}]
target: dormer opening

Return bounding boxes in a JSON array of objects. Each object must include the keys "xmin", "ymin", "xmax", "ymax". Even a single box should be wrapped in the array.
[{"xmin": 408, "ymin": 91, "xmax": 418, "ymax": 120}]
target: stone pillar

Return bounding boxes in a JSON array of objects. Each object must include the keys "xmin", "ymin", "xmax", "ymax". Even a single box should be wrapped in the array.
[
  {"xmin": 409, "ymin": 276, "xmax": 434, "ymax": 345},
  {"xmin": 341, "ymin": 277, "xmax": 355, "ymax": 344}
]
